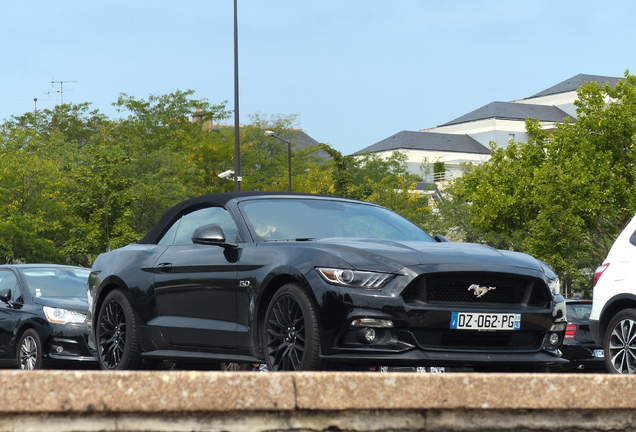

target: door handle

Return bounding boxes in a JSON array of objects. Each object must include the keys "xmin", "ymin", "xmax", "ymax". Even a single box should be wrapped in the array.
[{"xmin": 156, "ymin": 263, "xmax": 173, "ymax": 273}]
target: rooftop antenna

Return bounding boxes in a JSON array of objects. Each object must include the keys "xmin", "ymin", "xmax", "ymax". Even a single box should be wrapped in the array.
[{"xmin": 51, "ymin": 79, "xmax": 77, "ymax": 104}]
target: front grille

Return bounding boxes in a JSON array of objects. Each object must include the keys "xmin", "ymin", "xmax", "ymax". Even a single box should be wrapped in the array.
[{"xmin": 401, "ymin": 272, "xmax": 550, "ymax": 308}]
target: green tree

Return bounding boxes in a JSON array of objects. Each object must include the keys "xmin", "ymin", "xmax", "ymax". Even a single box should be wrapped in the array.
[
  {"xmin": 0, "ymin": 146, "xmax": 67, "ymax": 263},
  {"xmin": 451, "ymin": 71, "xmax": 636, "ymax": 294},
  {"xmin": 239, "ymin": 113, "xmax": 328, "ymax": 192},
  {"xmin": 315, "ymin": 145, "xmax": 435, "ymax": 229}
]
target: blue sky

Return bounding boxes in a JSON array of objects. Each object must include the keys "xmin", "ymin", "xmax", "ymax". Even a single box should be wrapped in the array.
[{"xmin": 2, "ymin": 1, "xmax": 635, "ymax": 155}]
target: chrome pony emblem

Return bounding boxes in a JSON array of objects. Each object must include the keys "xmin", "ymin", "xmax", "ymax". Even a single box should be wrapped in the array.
[{"xmin": 468, "ymin": 284, "xmax": 496, "ymax": 298}]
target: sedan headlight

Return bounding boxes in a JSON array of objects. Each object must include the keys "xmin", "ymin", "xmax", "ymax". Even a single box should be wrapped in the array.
[
  {"xmin": 43, "ymin": 306, "xmax": 87, "ymax": 324},
  {"xmin": 317, "ymin": 268, "xmax": 394, "ymax": 289}
]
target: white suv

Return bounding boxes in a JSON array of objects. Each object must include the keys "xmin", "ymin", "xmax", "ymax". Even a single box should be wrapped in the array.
[{"xmin": 590, "ymin": 215, "xmax": 636, "ymax": 374}]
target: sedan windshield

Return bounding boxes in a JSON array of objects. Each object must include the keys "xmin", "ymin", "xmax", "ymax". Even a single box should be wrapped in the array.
[
  {"xmin": 239, "ymin": 198, "xmax": 434, "ymax": 242},
  {"xmin": 22, "ymin": 268, "xmax": 90, "ymax": 298}
]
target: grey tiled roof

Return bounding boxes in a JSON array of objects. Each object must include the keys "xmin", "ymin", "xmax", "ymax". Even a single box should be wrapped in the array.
[
  {"xmin": 527, "ymin": 74, "xmax": 621, "ymax": 98},
  {"xmin": 204, "ymin": 124, "xmax": 330, "ymax": 160},
  {"xmin": 442, "ymin": 101, "xmax": 572, "ymax": 126},
  {"xmin": 355, "ymin": 131, "xmax": 490, "ymax": 155},
  {"xmin": 285, "ymin": 130, "xmax": 330, "ymax": 160}
]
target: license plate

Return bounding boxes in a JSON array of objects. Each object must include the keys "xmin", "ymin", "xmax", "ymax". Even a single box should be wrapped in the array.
[
  {"xmin": 593, "ymin": 349, "xmax": 605, "ymax": 358},
  {"xmin": 450, "ymin": 312, "xmax": 521, "ymax": 330}
]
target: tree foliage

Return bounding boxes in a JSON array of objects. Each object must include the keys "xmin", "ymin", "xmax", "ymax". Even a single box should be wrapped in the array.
[
  {"xmin": 449, "ymin": 71, "xmax": 636, "ymax": 294},
  {"xmin": 316, "ymin": 145, "xmax": 435, "ymax": 229},
  {"xmin": 0, "ymin": 91, "xmax": 435, "ymax": 266}
]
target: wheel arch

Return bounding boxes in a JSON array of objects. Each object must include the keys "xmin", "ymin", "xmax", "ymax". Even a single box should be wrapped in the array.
[
  {"xmin": 14, "ymin": 323, "xmax": 38, "ymax": 357},
  {"xmin": 255, "ymin": 271, "xmax": 320, "ymax": 352},
  {"xmin": 92, "ymin": 276, "xmax": 131, "ymax": 337},
  {"xmin": 598, "ymin": 293, "xmax": 636, "ymax": 342}
]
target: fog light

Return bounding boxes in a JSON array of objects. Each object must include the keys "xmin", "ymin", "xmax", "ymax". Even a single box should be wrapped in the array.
[
  {"xmin": 55, "ymin": 345, "xmax": 64, "ymax": 354},
  {"xmin": 548, "ymin": 332, "xmax": 561, "ymax": 346},
  {"xmin": 363, "ymin": 328, "xmax": 377, "ymax": 343}
]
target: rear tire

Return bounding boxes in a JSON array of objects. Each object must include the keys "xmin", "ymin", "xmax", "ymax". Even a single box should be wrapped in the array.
[
  {"xmin": 263, "ymin": 283, "xmax": 321, "ymax": 371},
  {"xmin": 96, "ymin": 290, "xmax": 143, "ymax": 370},
  {"xmin": 604, "ymin": 308, "xmax": 636, "ymax": 374}
]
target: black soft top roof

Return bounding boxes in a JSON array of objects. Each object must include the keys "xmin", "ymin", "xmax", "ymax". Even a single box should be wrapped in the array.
[{"xmin": 139, "ymin": 191, "xmax": 337, "ymax": 244}]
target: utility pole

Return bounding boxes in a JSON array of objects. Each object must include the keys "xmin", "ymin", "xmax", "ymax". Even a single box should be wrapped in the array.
[{"xmin": 51, "ymin": 80, "xmax": 77, "ymax": 104}]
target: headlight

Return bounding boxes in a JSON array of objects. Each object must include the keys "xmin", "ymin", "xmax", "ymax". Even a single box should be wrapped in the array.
[
  {"xmin": 43, "ymin": 306, "xmax": 87, "ymax": 324},
  {"xmin": 538, "ymin": 260, "xmax": 560, "ymax": 295},
  {"xmin": 317, "ymin": 268, "xmax": 394, "ymax": 289},
  {"xmin": 547, "ymin": 277, "xmax": 560, "ymax": 296}
]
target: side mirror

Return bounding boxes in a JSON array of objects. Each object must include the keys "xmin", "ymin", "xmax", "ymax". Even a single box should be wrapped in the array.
[
  {"xmin": 192, "ymin": 224, "xmax": 237, "ymax": 248},
  {"xmin": 433, "ymin": 234, "xmax": 450, "ymax": 243},
  {"xmin": 0, "ymin": 288, "xmax": 11, "ymax": 304}
]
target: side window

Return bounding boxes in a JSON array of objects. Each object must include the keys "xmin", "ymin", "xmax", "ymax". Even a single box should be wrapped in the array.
[
  {"xmin": 158, "ymin": 218, "xmax": 181, "ymax": 245},
  {"xmin": 0, "ymin": 270, "xmax": 20, "ymax": 303},
  {"xmin": 171, "ymin": 207, "xmax": 239, "ymax": 245}
]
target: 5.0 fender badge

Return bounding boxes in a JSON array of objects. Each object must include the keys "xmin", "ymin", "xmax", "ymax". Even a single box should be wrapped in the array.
[{"xmin": 468, "ymin": 284, "xmax": 496, "ymax": 298}]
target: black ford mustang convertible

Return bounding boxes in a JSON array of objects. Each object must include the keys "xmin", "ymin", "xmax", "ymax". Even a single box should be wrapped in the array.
[{"xmin": 87, "ymin": 192, "xmax": 567, "ymax": 371}]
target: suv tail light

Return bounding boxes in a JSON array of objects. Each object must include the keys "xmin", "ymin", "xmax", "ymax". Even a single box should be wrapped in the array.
[
  {"xmin": 594, "ymin": 263, "xmax": 610, "ymax": 286},
  {"xmin": 565, "ymin": 323, "xmax": 577, "ymax": 340}
]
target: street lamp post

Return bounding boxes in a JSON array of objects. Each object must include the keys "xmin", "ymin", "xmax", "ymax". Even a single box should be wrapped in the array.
[
  {"xmin": 233, "ymin": 0, "xmax": 241, "ymax": 192},
  {"xmin": 264, "ymin": 131, "xmax": 292, "ymax": 192}
]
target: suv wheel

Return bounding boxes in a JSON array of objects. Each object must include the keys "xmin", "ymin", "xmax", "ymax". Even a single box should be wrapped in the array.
[{"xmin": 604, "ymin": 308, "xmax": 636, "ymax": 374}]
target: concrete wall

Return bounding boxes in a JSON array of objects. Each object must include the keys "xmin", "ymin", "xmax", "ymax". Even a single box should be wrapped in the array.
[{"xmin": 0, "ymin": 370, "xmax": 633, "ymax": 432}]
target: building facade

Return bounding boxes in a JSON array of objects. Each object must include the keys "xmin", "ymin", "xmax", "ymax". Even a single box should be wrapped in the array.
[{"xmin": 355, "ymin": 74, "xmax": 621, "ymax": 183}]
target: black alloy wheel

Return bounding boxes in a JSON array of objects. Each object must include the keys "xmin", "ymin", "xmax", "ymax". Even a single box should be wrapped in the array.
[
  {"xmin": 17, "ymin": 329, "xmax": 42, "ymax": 370},
  {"xmin": 263, "ymin": 283, "xmax": 320, "ymax": 371},
  {"xmin": 605, "ymin": 308, "xmax": 636, "ymax": 374},
  {"xmin": 96, "ymin": 290, "xmax": 142, "ymax": 370}
]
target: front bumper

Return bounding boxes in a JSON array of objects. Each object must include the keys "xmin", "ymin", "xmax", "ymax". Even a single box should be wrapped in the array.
[
  {"xmin": 309, "ymin": 268, "xmax": 567, "ymax": 367},
  {"xmin": 322, "ymin": 349, "xmax": 567, "ymax": 366},
  {"xmin": 44, "ymin": 324, "xmax": 97, "ymax": 363}
]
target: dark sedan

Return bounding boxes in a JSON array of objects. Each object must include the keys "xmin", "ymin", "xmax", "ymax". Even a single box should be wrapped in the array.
[
  {"xmin": 0, "ymin": 264, "xmax": 96, "ymax": 369},
  {"xmin": 550, "ymin": 300, "xmax": 606, "ymax": 372},
  {"xmin": 87, "ymin": 192, "xmax": 567, "ymax": 371}
]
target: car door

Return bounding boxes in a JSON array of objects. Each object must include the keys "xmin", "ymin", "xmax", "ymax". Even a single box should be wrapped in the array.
[
  {"xmin": 0, "ymin": 270, "xmax": 20, "ymax": 359},
  {"xmin": 153, "ymin": 207, "xmax": 241, "ymax": 348}
]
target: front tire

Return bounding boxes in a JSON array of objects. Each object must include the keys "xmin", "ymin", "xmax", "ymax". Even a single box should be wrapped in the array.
[
  {"xmin": 17, "ymin": 329, "xmax": 43, "ymax": 370},
  {"xmin": 263, "ymin": 283, "xmax": 321, "ymax": 371},
  {"xmin": 604, "ymin": 309, "xmax": 636, "ymax": 374},
  {"xmin": 96, "ymin": 290, "xmax": 143, "ymax": 370}
]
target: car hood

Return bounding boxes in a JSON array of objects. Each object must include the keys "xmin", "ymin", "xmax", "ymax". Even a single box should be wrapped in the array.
[
  {"xmin": 313, "ymin": 238, "xmax": 544, "ymax": 275},
  {"xmin": 32, "ymin": 296, "xmax": 89, "ymax": 312}
]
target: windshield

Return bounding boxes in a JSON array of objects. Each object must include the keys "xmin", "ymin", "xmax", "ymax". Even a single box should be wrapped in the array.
[
  {"xmin": 239, "ymin": 198, "xmax": 435, "ymax": 242},
  {"xmin": 22, "ymin": 268, "xmax": 90, "ymax": 298}
]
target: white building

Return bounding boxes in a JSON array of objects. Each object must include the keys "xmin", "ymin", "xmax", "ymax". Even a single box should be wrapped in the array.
[{"xmin": 355, "ymin": 74, "xmax": 621, "ymax": 182}]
